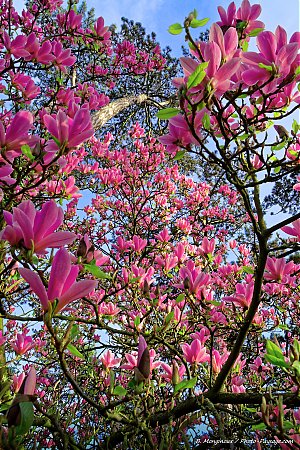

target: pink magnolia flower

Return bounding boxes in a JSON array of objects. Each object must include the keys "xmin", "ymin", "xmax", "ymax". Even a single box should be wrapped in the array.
[
  {"xmin": 196, "ymin": 41, "xmax": 241, "ymax": 95},
  {"xmin": 98, "ymin": 302, "xmax": 120, "ymax": 316},
  {"xmin": 211, "ymin": 349, "xmax": 230, "ymax": 374},
  {"xmin": 13, "ymin": 366, "xmax": 36, "ymax": 395},
  {"xmin": 231, "ymin": 375, "xmax": 246, "ymax": 393},
  {"xmin": 236, "ymin": 0, "xmax": 264, "ymax": 34},
  {"xmin": 159, "ymin": 114, "xmax": 201, "ymax": 154},
  {"xmin": 200, "ymin": 237, "xmax": 215, "ymax": 255},
  {"xmin": 182, "ymin": 339, "xmax": 210, "ymax": 365},
  {"xmin": 249, "ymin": 356, "xmax": 270, "ymax": 376},
  {"xmin": 94, "ymin": 17, "xmax": 111, "ymax": 42},
  {"xmin": 178, "ymin": 260, "xmax": 211, "ymax": 296},
  {"xmin": 19, "ymin": 247, "xmax": 97, "ymax": 313},
  {"xmin": 131, "ymin": 235, "xmax": 147, "ymax": 252},
  {"xmin": 0, "ymin": 162, "xmax": 15, "ymax": 185},
  {"xmin": 161, "ymin": 361, "xmax": 186, "ymax": 384},
  {"xmin": 24, "ymin": 33, "xmax": 55, "ymax": 65},
  {"xmin": 242, "ymin": 27, "xmax": 299, "ymax": 86},
  {"xmin": 51, "ymin": 41, "xmax": 76, "ymax": 73},
  {"xmin": 2, "ymin": 32, "xmax": 30, "ymax": 58},
  {"xmin": 10, "ymin": 72, "xmax": 40, "ymax": 102},
  {"xmin": 264, "ymin": 257, "xmax": 294, "ymax": 282},
  {"xmin": 282, "ymin": 219, "xmax": 300, "ymax": 241},
  {"xmin": 100, "ymin": 350, "xmax": 121, "ymax": 369},
  {"xmin": 209, "ymin": 23, "xmax": 238, "ymax": 62},
  {"xmin": 0, "ymin": 110, "xmax": 35, "ymax": 157},
  {"xmin": 224, "ymin": 281, "xmax": 254, "ymax": 309},
  {"xmin": 217, "ymin": 0, "xmax": 264, "ymax": 35},
  {"xmin": 11, "ymin": 333, "xmax": 35, "ymax": 355},
  {"xmin": 0, "ymin": 199, "xmax": 76, "ymax": 254},
  {"xmin": 0, "ymin": 331, "xmax": 6, "ymax": 346},
  {"xmin": 43, "ymin": 105, "xmax": 93, "ymax": 149},
  {"xmin": 120, "ymin": 337, "xmax": 160, "ymax": 381}
]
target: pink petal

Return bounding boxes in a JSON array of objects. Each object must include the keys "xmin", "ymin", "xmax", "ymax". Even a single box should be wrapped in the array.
[
  {"xmin": 47, "ymin": 248, "xmax": 71, "ymax": 300},
  {"xmin": 257, "ymin": 31, "xmax": 277, "ymax": 62},
  {"xmin": 12, "ymin": 208, "xmax": 34, "ymax": 249},
  {"xmin": 19, "ymin": 268, "xmax": 49, "ymax": 310},
  {"xmin": 33, "ymin": 200, "xmax": 63, "ymax": 241},
  {"xmin": 56, "ymin": 279, "xmax": 97, "ymax": 312},
  {"xmin": 35, "ymin": 231, "xmax": 77, "ymax": 253}
]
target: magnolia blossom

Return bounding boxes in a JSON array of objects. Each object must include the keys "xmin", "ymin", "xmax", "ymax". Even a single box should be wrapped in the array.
[
  {"xmin": 120, "ymin": 336, "xmax": 160, "ymax": 381},
  {"xmin": 0, "ymin": 111, "xmax": 36, "ymax": 158},
  {"xmin": 11, "ymin": 333, "xmax": 35, "ymax": 355},
  {"xmin": 160, "ymin": 361, "xmax": 186, "ymax": 384},
  {"xmin": 264, "ymin": 257, "xmax": 294, "ymax": 282},
  {"xmin": 0, "ymin": 199, "xmax": 76, "ymax": 254},
  {"xmin": 43, "ymin": 105, "xmax": 93, "ymax": 149},
  {"xmin": 100, "ymin": 350, "xmax": 121, "ymax": 369},
  {"xmin": 181, "ymin": 339, "xmax": 210, "ymax": 365},
  {"xmin": 19, "ymin": 248, "xmax": 97, "ymax": 313},
  {"xmin": 281, "ymin": 219, "xmax": 300, "ymax": 241}
]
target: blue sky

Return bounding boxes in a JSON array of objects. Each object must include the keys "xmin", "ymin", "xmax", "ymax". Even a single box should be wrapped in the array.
[
  {"xmin": 13, "ymin": 0, "xmax": 299, "ymax": 51},
  {"xmin": 88, "ymin": 0, "xmax": 299, "ymax": 52}
]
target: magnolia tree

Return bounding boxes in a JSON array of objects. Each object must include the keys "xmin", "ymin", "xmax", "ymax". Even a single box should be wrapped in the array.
[{"xmin": 0, "ymin": 0, "xmax": 300, "ymax": 448}]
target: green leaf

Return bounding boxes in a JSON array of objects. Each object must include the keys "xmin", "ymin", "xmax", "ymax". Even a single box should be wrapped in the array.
[
  {"xmin": 272, "ymin": 141, "xmax": 286, "ymax": 151},
  {"xmin": 292, "ymin": 119, "xmax": 299, "ymax": 134},
  {"xmin": 168, "ymin": 23, "xmax": 183, "ymax": 35},
  {"xmin": 187, "ymin": 62, "xmax": 208, "ymax": 89},
  {"xmin": 174, "ymin": 377, "xmax": 197, "ymax": 393},
  {"xmin": 258, "ymin": 63, "xmax": 273, "ymax": 72},
  {"xmin": 202, "ymin": 113, "xmax": 210, "ymax": 130},
  {"xmin": 292, "ymin": 360, "xmax": 300, "ymax": 376},
  {"xmin": 156, "ymin": 108, "xmax": 179, "ymax": 120},
  {"xmin": 15, "ymin": 402, "xmax": 34, "ymax": 436},
  {"xmin": 273, "ymin": 166, "xmax": 281, "ymax": 174},
  {"xmin": 113, "ymin": 385, "xmax": 127, "ymax": 397},
  {"xmin": 238, "ymin": 133, "xmax": 249, "ymax": 141},
  {"xmin": 165, "ymin": 311, "xmax": 174, "ymax": 324},
  {"xmin": 70, "ymin": 324, "xmax": 79, "ymax": 340},
  {"xmin": 242, "ymin": 41, "xmax": 249, "ymax": 52},
  {"xmin": 252, "ymin": 422, "xmax": 267, "ymax": 431},
  {"xmin": 134, "ymin": 316, "xmax": 140, "ymax": 327},
  {"xmin": 176, "ymin": 293, "xmax": 185, "ymax": 303},
  {"xmin": 0, "ymin": 402, "xmax": 10, "ymax": 412},
  {"xmin": 21, "ymin": 145, "xmax": 34, "ymax": 161},
  {"xmin": 207, "ymin": 300, "xmax": 220, "ymax": 307},
  {"xmin": 265, "ymin": 354, "xmax": 290, "ymax": 369},
  {"xmin": 248, "ymin": 27, "xmax": 264, "ymax": 37},
  {"xmin": 236, "ymin": 20, "xmax": 247, "ymax": 30},
  {"xmin": 173, "ymin": 150, "xmax": 186, "ymax": 161},
  {"xmin": 283, "ymin": 420, "xmax": 294, "ymax": 430},
  {"xmin": 295, "ymin": 66, "xmax": 300, "ymax": 76},
  {"xmin": 67, "ymin": 343, "xmax": 84, "ymax": 359},
  {"xmin": 266, "ymin": 340, "xmax": 284, "ymax": 359},
  {"xmin": 190, "ymin": 18, "xmax": 209, "ymax": 28},
  {"xmin": 84, "ymin": 263, "xmax": 111, "ymax": 280},
  {"xmin": 278, "ymin": 324, "xmax": 289, "ymax": 331},
  {"xmin": 242, "ymin": 266, "xmax": 254, "ymax": 274}
]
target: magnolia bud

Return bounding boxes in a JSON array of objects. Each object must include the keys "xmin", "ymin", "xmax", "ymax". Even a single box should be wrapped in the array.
[
  {"xmin": 171, "ymin": 360, "xmax": 180, "ymax": 386},
  {"xmin": 183, "ymin": 276, "xmax": 190, "ymax": 291},
  {"xmin": 137, "ymin": 347, "xmax": 150, "ymax": 380},
  {"xmin": 143, "ymin": 280, "xmax": 150, "ymax": 296},
  {"xmin": 274, "ymin": 125, "xmax": 289, "ymax": 140},
  {"xmin": 77, "ymin": 238, "xmax": 88, "ymax": 258}
]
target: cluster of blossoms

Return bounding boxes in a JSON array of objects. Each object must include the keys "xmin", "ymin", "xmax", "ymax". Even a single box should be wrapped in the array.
[{"xmin": 0, "ymin": 0, "xmax": 299, "ymax": 448}]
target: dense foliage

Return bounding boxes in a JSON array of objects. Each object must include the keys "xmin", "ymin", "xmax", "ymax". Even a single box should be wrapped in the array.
[{"xmin": 0, "ymin": 0, "xmax": 299, "ymax": 449}]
